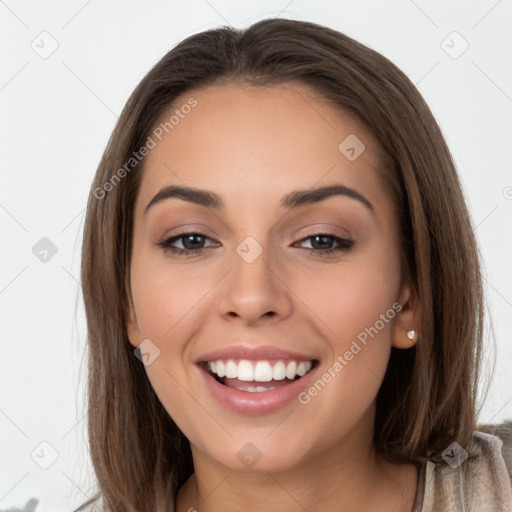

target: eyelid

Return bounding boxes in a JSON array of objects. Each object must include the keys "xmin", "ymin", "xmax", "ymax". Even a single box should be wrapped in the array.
[
  {"xmin": 158, "ymin": 225, "xmax": 217, "ymax": 242},
  {"xmin": 293, "ymin": 223, "xmax": 352, "ymax": 240},
  {"xmin": 158, "ymin": 222, "xmax": 352, "ymax": 243}
]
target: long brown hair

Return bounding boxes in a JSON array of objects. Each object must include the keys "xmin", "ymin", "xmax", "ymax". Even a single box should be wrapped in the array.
[{"xmin": 78, "ymin": 17, "xmax": 489, "ymax": 511}]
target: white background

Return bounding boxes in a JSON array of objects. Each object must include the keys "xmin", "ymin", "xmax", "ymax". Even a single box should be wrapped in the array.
[{"xmin": 1, "ymin": 1, "xmax": 511, "ymax": 510}]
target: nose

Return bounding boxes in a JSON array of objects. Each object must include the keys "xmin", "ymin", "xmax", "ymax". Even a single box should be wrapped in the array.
[{"xmin": 217, "ymin": 241, "xmax": 293, "ymax": 326}]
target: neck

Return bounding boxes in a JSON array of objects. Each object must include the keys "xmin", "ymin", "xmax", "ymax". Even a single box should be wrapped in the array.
[{"xmin": 176, "ymin": 418, "xmax": 419, "ymax": 512}]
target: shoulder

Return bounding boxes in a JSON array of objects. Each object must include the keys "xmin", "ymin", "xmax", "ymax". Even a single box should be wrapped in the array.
[
  {"xmin": 476, "ymin": 419, "xmax": 512, "ymax": 481},
  {"xmin": 417, "ymin": 420, "xmax": 512, "ymax": 512}
]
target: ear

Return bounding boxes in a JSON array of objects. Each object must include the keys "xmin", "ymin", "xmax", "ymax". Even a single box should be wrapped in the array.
[
  {"xmin": 124, "ymin": 297, "xmax": 140, "ymax": 349},
  {"xmin": 392, "ymin": 279, "xmax": 420, "ymax": 349}
]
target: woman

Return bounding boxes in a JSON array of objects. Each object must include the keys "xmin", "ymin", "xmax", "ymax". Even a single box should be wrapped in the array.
[{"xmin": 77, "ymin": 18, "xmax": 512, "ymax": 512}]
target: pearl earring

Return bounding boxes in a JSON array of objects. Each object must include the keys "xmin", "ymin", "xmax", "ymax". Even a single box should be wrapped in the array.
[{"xmin": 407, "ymin": 330, "xmax": 416, "ymax": 340}]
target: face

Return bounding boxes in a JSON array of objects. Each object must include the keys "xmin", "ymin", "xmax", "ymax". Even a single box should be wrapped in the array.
[{"xmin": 126, "ymin": 82, "xmax": 417, "ymax": 473}]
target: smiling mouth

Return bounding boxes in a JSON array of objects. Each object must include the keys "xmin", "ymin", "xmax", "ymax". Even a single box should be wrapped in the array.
[{"xmin": 201, "ymin": 359, "xmax": 319, "ymax": 392}]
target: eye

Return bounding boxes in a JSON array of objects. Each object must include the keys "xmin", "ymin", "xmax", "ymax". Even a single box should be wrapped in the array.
[
  {"xmin": 294, "ymin": 233, "xmax": 354, "ymax": 256},
  {"xmin": 157, "ymin": 231, "xmax": 218, "ymax": 256},
  {"xmin": 157, "ymin": 231, "xmax": 354, "ymax": 257}
]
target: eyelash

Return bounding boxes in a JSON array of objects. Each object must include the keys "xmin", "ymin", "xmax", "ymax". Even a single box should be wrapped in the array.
[{"xmin": 157, "ymin": 231, "xmax": 354, "ymax": 257}]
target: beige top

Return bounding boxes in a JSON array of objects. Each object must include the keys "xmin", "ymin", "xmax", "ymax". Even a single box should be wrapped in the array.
[{"xmin": 412, "ymin": 421, "xmax": 512, "ymax": 512}]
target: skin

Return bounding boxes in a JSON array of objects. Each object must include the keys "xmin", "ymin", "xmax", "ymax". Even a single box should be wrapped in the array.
[{"xmin": 125, "ymin": 82, "xmax": 421, "ymax": 512}]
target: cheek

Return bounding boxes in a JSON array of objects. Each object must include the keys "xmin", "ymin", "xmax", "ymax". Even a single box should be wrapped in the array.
[
  {"xmin": 292, "ymin": 269, "xmax": 397, "ymax": 442},
  {"xmin": 292, "ymin": 250, "xmax": 400, "ymax": 403},
  {"xmin": 130, "ymin": 252, "xmax": 218, "ymax": 342},
  {"xmin": 129, "ymin": 254, "xmax": 224, "ymax": 421},
  {"xmin": 295, "ymin": 255, "xmax": 400, "ymax": 347},
  {"xmin": 130, "ymin": 258, "xmax": 223, "ymax": 447}
]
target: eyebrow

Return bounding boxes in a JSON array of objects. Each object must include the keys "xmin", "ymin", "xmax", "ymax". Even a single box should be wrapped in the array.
[{"xmin": 144, "ymin": 183, "xmax": 374, "ymax": 215}]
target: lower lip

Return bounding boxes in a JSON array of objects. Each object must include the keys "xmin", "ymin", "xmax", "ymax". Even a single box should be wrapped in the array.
[{"xmin": 198, "ymin": 364, "xmax": 319, "ymax": 415}]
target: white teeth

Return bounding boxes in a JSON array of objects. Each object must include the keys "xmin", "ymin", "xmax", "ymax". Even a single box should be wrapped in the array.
[
  {"xmin": 216, "ymin": 360, "xmax": 226, "ymax": 378},
  {"xmin": 207, "ymin": 358, "xmax": 314, "ymax": 382},
  {"xmin": 237, "ymin": 360, "xmax": 254, "ymax": 381},
  {"xmin": 246, "ymin": 386, "xmax": 277, "ymax": 392},
  {"xmin": 225, "ymin": 360, "xmax": 237, "ymax": 378},
  {"xmin": 286, "ymin": 361, "xmax": 297, "ymax": 380},
  {"xmin": 272, "ymin": 361, "xmax": 286, "ymax": 380},
  {"xmin": 297, "ymin": 361, "xmax": 313, "ymax": 376},
  {"xmin": 254, "ymin": 361, "xmax": 273, "ymax": 382},
  {"xmin": 237, "ymin": 384, "xmax": 278, "ymax": 392}
]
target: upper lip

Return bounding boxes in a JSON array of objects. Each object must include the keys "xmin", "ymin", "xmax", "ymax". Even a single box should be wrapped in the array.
[{"xmin": 196, "ymin": 344, "xmax": 318, "ymax": 363}]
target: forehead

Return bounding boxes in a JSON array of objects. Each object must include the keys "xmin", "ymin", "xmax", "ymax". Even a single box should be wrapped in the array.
[{"xmin": 135, "ymin": 82, "xmax": 387, "ymax": 215}]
